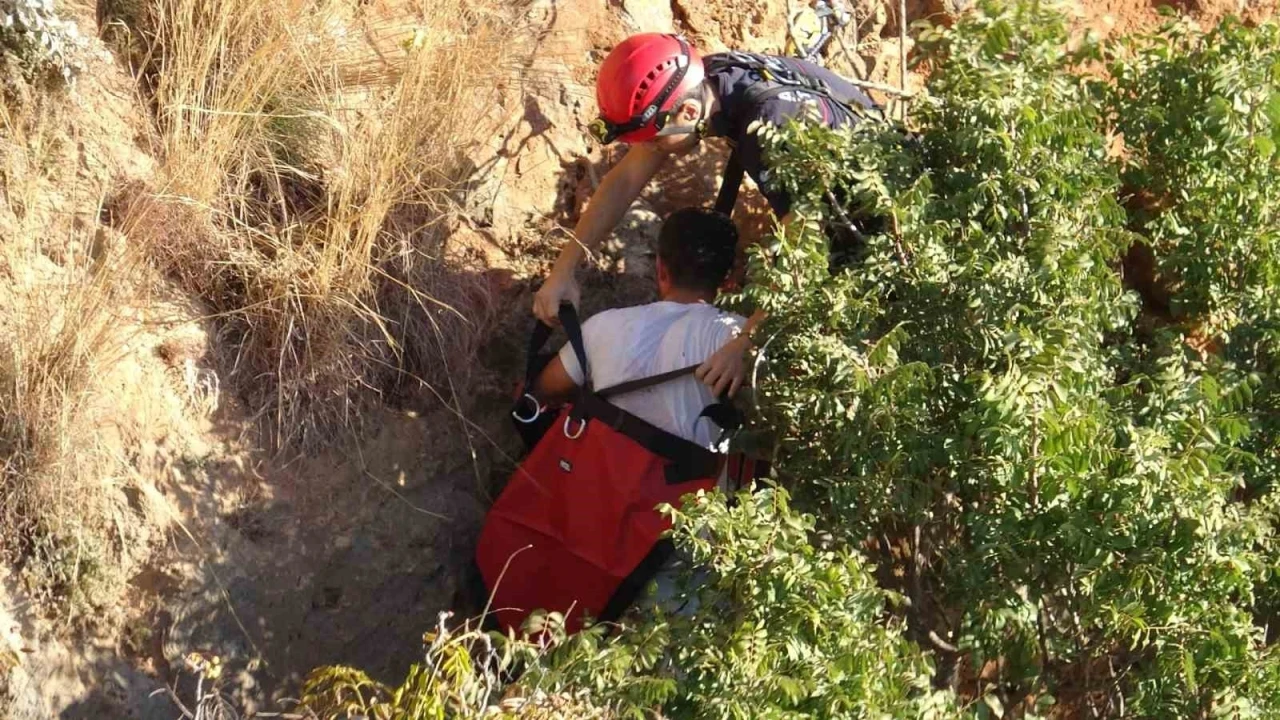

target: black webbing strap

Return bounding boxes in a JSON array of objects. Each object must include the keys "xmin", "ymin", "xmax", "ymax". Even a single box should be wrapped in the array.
[
  {"xmin": 699, "ymin": 402, "xmax": 742, "ymax": 433},
  {"xmin": 599, "ymin": 538, "xmax": 675, "ymax": 623},
  {"xmin": 596, "ymin": 364, "xmax": 744, "ymax": 433},
  {"xmin": 524, "ymin": 303, "xmax": 591, "ymax": 390},
  {"xmin": 596, "ymin": 363, "xmax": 699, "ymax": 399},
  {"xmin": 715, "ymin": 151, "xmax": 746, "ymax": 216},
  {"xmin": 559, "ymin": 304, "xmax": 591, "ymax": 391},
  {"xmin": 572, "ymin": 391, "xmax": 721, "ymax": 485},
  {"xmin": 524, "ymin": 321, "xmax": 554, "ymax": 388}
]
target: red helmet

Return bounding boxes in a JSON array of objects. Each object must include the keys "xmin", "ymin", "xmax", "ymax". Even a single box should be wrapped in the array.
[{"xmin": 590, "ymin": 34, "xmax": 706, "ymax": 145}]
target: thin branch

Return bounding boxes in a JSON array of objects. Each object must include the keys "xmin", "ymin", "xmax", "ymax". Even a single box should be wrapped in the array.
[
  {"xmin": 1028, "ymin": 415, "xmax": 1040, "ymax": 510},
  {"xmin": 849, "ymin": 76, "xmax": 915, "ymax": 98},
  {"xmin": 899, "ymin": 0, "xmax": 909, "ymax": 122},
  {"xmin": 825, "ymin": 189, "xmax": 866, "ymax": 244},
  {"xmin": 839, "ymin": 1, "xmax": 864, "ymax": 81},
  {"xmin": 927, "ymin": 630, "xmax": 960, "ymax": 654},
  {"xmin": 890, "ymin": 209, "xmax": 912, "ymax": 266},
  {"xmin": 1037, "ymin": 597, "xmax": 1051, "ymax": 674}
]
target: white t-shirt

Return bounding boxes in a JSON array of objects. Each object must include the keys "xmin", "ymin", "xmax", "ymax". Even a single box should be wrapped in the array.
[{"xmin": 559, "ymin": 301, "xmax": 745, "ymax": 449}]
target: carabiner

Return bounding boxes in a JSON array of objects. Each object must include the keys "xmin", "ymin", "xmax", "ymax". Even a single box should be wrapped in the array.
[
  {"xmin": 511, "ymin": 393, "xmax": 543, "ymax": 424},
  {"xmin": 563, "ymin": 416, "xmax": 587, "ymax": 439}
]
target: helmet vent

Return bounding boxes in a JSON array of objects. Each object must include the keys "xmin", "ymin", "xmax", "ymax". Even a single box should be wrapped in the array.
[{"xmin": 633, "ymin": 61, "xmax": 674, "ymax": 108}]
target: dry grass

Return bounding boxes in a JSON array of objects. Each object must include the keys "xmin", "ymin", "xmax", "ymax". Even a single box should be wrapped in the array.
[
  {"xmin": 0, "ymin": 93, "xmax": 146, "ymax": 623},
  {"xmin": 111, "ymin": 0, "xmax": 518, "ymax": 447}
]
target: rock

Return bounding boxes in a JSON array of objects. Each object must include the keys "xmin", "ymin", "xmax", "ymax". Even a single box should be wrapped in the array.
[
  {"xmin": 603, "ymin": 205, "xmax": 661, "ymax": 278},
  {"xmin": 622, "ymin": 0, "xmax": 674, "ymax": 32}
]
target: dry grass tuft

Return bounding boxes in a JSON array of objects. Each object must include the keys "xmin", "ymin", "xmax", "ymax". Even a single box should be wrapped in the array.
[
  {"xmin": 109, "ymin": 0, "xmax": 519, "ymax": 447},
  {"xmin": 0, "ymin": 95, "xmax": 147, "ymax": 624}
]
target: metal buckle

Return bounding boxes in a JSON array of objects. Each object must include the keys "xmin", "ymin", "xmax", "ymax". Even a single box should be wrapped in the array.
[
  {"xmin": 563, "ymin": 416, "xmax": 587, "ymax": 439},
  {"xmin": 511, "ymin": 393, "xmax": 542, "ymax": 424}
]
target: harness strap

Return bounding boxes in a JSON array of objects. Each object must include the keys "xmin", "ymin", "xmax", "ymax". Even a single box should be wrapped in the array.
[
  {"xmin": 596, "ymin": 363, "xmax": 698, "ymax": 399},
  {"xmin": 559, "ymin": 304, "xmax": 591, "ymax": 391},
  {"xmin": 525, "ymin": 303, "xmax": 591, "ymax": 389},
  {"xmin": 530, "ymin": 307, "xmax": 744, "ymax": 460},
  {"xmin": 596, "ymin": 363, "xmax": 744, "ymax": 432},
  {"xmin": 524, "ymin": 321, "xmax": 555, "ymax": 388},
  {"xmin": 572, "ymin": 391, "xmax": 722, "ymax": 485}
]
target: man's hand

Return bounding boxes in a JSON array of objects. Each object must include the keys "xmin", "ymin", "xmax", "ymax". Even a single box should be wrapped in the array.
[
  {"xmin": 533, "ymin": 273, "xmax": 581, "ymax": 326},
  {"xmin": 696, "ymin": 334, "xmax": 751, "ymax": 398}
]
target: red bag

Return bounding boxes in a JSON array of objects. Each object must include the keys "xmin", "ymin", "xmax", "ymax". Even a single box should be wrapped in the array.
[{"xmin": 478, "ymin": 306, "xmax": 744, "ymax": 634}]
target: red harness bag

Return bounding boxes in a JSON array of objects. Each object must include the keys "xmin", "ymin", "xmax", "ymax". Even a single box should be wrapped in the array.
[{"xmin": 478, "ymin": 307, "xmax": 737, "ymax": 634}]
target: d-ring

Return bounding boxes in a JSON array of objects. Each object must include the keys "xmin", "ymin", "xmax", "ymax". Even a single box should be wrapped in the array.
[
  {"xmin": 511, "ymin": 393, "xmax": 542, "ymax": 424},
  {"xmin": 563, "ymin": 416, "xmax": 587, "ymax": 439}
]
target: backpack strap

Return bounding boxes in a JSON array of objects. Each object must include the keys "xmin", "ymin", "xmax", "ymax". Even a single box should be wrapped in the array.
[
  {"xmin": 524, "ymin": 320, "xmax": 555, "ymax": 388},
  {"xmin": 715, "ymin": 150, "xmax": 746, "ymax": 216},
  {"xmin": 706, "ymin": 52, "xmax": 884, "ymax": 217},
  {"xmin": 571, "ymin": 391, "xmax": 722, "ymax": 485}
]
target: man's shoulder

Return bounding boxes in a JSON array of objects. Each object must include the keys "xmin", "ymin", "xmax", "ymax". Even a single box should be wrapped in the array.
[
  {"xmin": 679, "ymin": 304, "xmax": 745, "ymax": 335},
  {"xmin": 582, "ymin": 304, "xmax": 642, "ymax": 328},
  {"xmin": 581, "ymin": 303, "xmax": 664, "ymax": 338},
  {"xmin": 585, "ymin": 302, "xmax": 741, "ymax": 332}
]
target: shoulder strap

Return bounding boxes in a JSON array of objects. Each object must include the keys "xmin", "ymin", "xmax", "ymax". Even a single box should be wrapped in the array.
[
  {"xmin": 527, "ymin": 304, "xmax": 590, "ymax": 390},
  {"xmin": 558, "ymin": 304, "xmax": 590, "ymax": 390},
  {"xmin": 524, "ymin": 319, "xmax": 555, "ymax": 388},
  {"xmin": 572, "ymin": 392, "xmax": 722, "ymax": 485},
  {"xmin": 709, "ymin": 51, "xmax": 885, "ymax": 122}
]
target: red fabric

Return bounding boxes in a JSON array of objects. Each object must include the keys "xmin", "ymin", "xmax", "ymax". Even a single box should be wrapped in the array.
[{"xmin": 476, "ymin": 408, "xmax": 718, "ymax": 634}]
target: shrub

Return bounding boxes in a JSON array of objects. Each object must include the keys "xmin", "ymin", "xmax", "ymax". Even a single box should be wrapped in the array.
[
  {"xmin": 741, "ymin": 2, "xmax": 1280, "ymax": 714},
  {"xmin": 0, "ymin": 95, "xmax": 148, "ymax": 625}
]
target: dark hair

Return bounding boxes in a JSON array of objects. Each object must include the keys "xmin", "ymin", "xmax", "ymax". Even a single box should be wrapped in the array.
[{"xmin": 657, "ymin": 208, "xmax": 738, "ymax": 294}]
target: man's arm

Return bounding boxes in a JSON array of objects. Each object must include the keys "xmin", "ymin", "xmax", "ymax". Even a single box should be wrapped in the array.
[
  {"xmin": 695, "ymin": 212, "xmax": 797, "ymax": 397},
  {"xmin": 532, "ymin": 354, "xmax": 580, "ymax": 406},
  {"xmin": 533, "ymin": 143, "xmax": 670, "ymax": 324}
]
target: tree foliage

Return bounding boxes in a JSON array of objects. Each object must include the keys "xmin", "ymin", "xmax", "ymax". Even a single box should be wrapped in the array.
[{"xmin": 741, "ymin": 2, "xmax": 1280, "ymax": 715}]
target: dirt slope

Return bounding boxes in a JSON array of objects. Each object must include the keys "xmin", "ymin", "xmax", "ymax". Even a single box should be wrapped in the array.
[{"xmin": 2, "ymin": 0, "xmax": 1272, "ymax": 717}]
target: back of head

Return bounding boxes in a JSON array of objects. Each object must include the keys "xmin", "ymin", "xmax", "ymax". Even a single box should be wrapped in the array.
[{"xmin": 658, "ymin": 208, "xmax": 738, "ymax": 295}]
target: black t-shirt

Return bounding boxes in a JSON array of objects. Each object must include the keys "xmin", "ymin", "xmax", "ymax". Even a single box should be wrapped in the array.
[{"xmin": 706, "ymin": 54, "xmax": 877, "ymax": 216}]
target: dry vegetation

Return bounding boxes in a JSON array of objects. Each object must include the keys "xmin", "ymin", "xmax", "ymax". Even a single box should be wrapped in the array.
[
  {"xmin": 108, "ymin": 0, "xmax": 518, "ymax": 446},
  {"xmin": 0, "ymin": 86, "xmax": 149, "ymax": 624},
  {"xmin": 1, "ymin": 0, "xmax": 528, "ymax": 631}
]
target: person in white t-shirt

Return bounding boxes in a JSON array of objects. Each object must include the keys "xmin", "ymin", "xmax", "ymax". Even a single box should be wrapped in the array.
[{"xmin": 531, "ymin": 207, "xmax": 745, "ymax": 449}]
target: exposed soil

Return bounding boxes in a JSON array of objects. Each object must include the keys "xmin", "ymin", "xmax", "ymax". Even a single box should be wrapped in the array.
[{"xmin": 1, "ymin": 0, "xmax": 1271, "ymax": 717}]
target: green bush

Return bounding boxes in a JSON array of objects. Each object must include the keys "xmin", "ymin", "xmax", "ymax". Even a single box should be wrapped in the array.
[{"xmin": 741, "ymin": 2, "xmax": 1280, "ymax": 715}]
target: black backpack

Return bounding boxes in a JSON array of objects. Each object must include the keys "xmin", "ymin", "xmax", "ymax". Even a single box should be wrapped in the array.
[{"xmin": 703, "ymin": 51, "xmax": 887, "ymax": 215}]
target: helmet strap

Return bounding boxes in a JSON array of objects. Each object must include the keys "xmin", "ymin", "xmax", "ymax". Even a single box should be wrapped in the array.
[{"xmin": 654, "ymin": 88, "xmax": 711, "ymax": 141}]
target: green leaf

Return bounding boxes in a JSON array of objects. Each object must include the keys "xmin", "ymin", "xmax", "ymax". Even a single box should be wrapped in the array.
[{"xmin": 1182, "ymin": 649, "xmax": 1199, "ymax": 695}]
